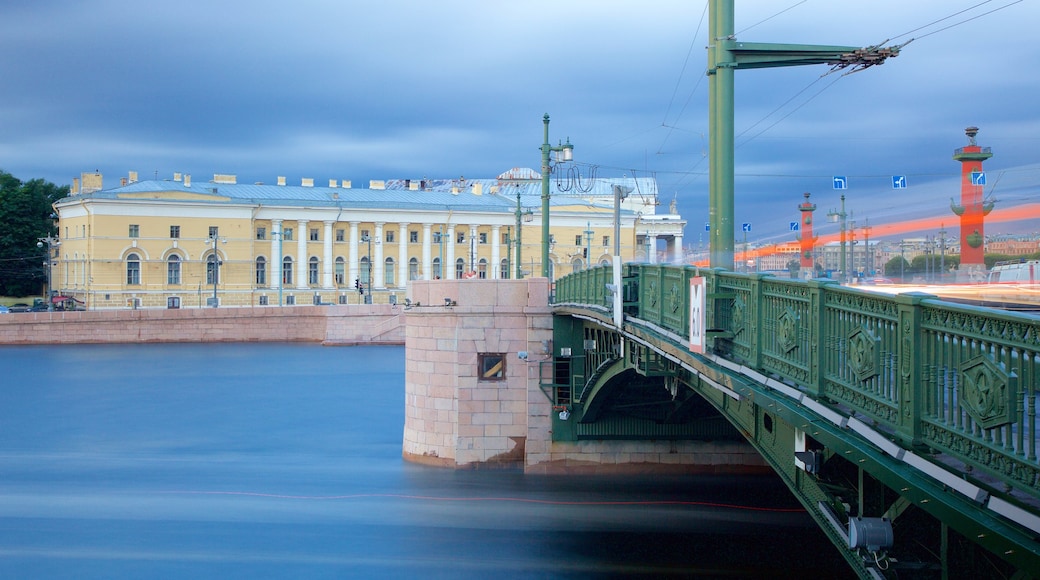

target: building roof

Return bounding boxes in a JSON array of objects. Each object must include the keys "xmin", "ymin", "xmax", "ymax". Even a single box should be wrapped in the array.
[{"xmin": 58, "ymin": 171, "xmax": 658, "ymax": 216}]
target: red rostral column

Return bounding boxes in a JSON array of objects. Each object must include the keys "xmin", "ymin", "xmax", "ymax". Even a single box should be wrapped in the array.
[
  {"xmin": 951, "ymin": 126, "xmax": 994, "ymax": 272},
  {"xmin": 796, "ymin": 192, "xmax": 817, "ymax": 269}
]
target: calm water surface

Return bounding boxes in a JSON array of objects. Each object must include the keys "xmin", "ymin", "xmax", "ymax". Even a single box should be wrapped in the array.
[{"xmin": 0, "ymin": 343, "xmax": 850, "ymax": 578}]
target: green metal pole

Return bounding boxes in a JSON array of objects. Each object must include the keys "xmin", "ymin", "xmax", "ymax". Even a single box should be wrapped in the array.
[
  {"xmin": 516, "ymin": 188, "xmax": 524, "ymax": 279},
  {"xmin": 708, "ymin": 0, "xmax": 735, "ymax": 270},
  {"xmin": 541, "ymin": 114, "xmax": 551, "ymax": 278}
]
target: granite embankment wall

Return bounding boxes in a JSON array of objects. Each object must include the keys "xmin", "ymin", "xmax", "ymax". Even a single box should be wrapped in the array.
[{"xmin": 0, "ymin": 305, "xmax": 404, "ymax": 345}]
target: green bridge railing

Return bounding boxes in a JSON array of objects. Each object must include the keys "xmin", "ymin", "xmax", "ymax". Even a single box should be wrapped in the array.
[{"xmin": 554, "ymin": 264, "xmax": 1040, "ymax": 502}]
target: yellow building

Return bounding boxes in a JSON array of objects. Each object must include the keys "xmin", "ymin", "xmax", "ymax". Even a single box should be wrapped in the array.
[{"xmin": 52, "ymin": 169, "xmax": 685, "ymax": 309}]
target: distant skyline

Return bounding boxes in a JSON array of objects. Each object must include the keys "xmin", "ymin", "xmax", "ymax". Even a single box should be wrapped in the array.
[{"xmin": 2, "ymin": 1, "xmax": 1037, "ymax": 244}]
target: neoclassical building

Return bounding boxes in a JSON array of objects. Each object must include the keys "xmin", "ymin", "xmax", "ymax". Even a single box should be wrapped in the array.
[{"xmin": 51, "ymin": 169, "xmax": 686, "ymax": 309}]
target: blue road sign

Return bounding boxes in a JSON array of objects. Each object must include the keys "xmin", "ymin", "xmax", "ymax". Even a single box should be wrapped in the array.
[
  {"xmin": 704, "ymin": 222, "xmax": 710, "ymax": 232},
  {"xmin": 971, "ymin": 171, "xmax": 986, "ymax": 186},
  {"xmin": 742, "ymin": 222, "xmax": 752, "ymax": 232},
  {"xmin": 833, "ymin": 176, "xmax": 848, "ymax": 190},
  {"xmin": 790, "ymin": 221, "xmax": 800, "ymax": 232},
  {"xmin": 892, "ymin": 175, "xmax": 907, "ymax": 189}
]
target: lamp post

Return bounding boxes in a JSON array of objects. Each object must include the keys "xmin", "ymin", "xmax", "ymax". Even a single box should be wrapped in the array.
[
  {"xmin": 540, "ymin": 113, "xmax": 573, "ymax": 279},
  {"xmin": 584, "ymin": 222, "xmax": 594, "ymax": 269},
  {"xmin": 827, "ymin": 195, "xmax": 848, "ymax": 282},
  {"xmin": 514, "ymin": 187, "xmax": 533, "ymax": 279},
  {"xmin": 37, "ymin": 236, "xmax": 60, "ymax": 311},
  {"xmin": 208, "ymin": 233, "xmax": 226, "ymax": 307}
]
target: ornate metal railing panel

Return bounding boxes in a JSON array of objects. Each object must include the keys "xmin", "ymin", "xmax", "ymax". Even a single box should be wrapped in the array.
[{"xmin": 553, "ymin": 264, "xmax": 1040, "ymax": 501}]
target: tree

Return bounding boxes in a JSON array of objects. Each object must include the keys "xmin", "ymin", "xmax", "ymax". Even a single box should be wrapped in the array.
[{"xmin": 0, "ymin": 170, "xmax": 69, "ymax": 296}]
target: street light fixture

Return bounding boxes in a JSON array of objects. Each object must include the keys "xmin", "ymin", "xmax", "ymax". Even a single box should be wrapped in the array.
[
  {"xmin": 540, "ymin": 113, "xmax": 573, "ymax": 279},
  {"xmin": 361, "ymin": 233, "xmax": 372, "ymax": 303},
  {"xmin": 514, "ymin": 186, "xmax": 533, "ymax": 279},
  {"xmin": 208, "ymin": 233, "xmax": 227, "ymax": 307},
  {"xmin": 37, "ymin": 236, "xmax": 60, "ymax": 311}
]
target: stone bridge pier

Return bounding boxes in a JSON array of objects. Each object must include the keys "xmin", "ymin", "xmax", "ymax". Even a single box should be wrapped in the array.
[{"xmin": 402, "ymin": 278, "xmax": 764, "ymax": 474}]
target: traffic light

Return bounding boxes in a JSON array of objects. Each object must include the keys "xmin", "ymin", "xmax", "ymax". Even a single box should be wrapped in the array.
[{"xmin": 354, "ymin": 278, "xmax": 359, "ymax": 290}]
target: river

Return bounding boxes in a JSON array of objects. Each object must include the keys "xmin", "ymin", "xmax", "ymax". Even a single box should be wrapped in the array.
[{"xmin": 0, "ymin": 343, "xmax": 851, "ymax": 578}]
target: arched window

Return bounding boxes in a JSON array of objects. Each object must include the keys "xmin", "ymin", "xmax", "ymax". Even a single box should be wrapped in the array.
[
  {"xmin": 126, "ymin": 253, "xmax": 141, "ymax": 285},
  {"xmin": 256, "ymin": 257, "xmax": 267, "ymax": 286},
  {"xmin": 455, "ymin": 258, "xmax": 465, "ymax": 279},
  {"xmin": 500, "ymin": 259, "xmax": 509, "ymax": 279},
  {"xmin": 432, "ymin": 257, "xmax": 442, "ymax": 279},
  {"xmin": 335, "ymin": 257, "xmax": 345, "ymax": 285},
  {"xmin": 477, "ymin": 258, "xmax": 487, "ymax": 279},
  {"xmin": 571, "ymin": 257, "xmax": 583, "ymax": 274},
  {"xmin": 409, "ymin": 257, "xmax": 419, "ymax": 280},
  {"xmin": 282, "ymin": 256, "xmax": 293, "ymax": 285},
  {"xmin": 360, "ymin": 256, "xmax": 371, "ymax": 285},
  {"xmin": 308, "ymin": 256, "xmax": 319, "ymax": 285},
  {"xmin": 167, "ymin": 255, "xmax": 181, "ymax": 285},
  {"xmin": 384, "ymin": 257, "xmax": 395, "ymax": 286},
  {"xmin": 207, "ymin": 253, "xmax": 220, "ymax": 285}
]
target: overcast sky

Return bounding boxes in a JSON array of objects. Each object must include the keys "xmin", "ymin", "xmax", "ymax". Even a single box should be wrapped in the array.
[{"xmin": 2, "ymin": 1, "xmax": 1037, "ymax": 245}]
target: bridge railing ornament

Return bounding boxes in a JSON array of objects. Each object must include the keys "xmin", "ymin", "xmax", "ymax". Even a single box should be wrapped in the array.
[{"xmin": 553, "ymin": 264, "xmax": 1040, "ymax": 502}]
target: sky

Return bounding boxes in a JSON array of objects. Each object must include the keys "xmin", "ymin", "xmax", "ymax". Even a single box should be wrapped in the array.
[{"xmin": 2, "ymin": 1, "xmax": 1038, "ymax": 246}]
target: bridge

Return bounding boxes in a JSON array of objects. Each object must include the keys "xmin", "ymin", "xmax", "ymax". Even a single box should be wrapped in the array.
[{"xmin": 550, "ymin": 263, "xmax": 1040, "ymax": 578}]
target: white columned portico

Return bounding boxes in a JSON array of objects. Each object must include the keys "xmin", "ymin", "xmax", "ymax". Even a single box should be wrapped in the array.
[
  {"xmin": 374, "ymin": 222, "xmax": 385, "ymax": 289},
  {"xmin": 323, "ymin": 220, "xmax": 334, "ymax": 288},
  {"xmin": 349, "ymin": 221, "xmax": 360, "ymax": 287},
  {"xmin": 296, "ymin": 219, "xmax": 309, "ymax": 289},
  {"xmin": 491, "ymin": 225, "xmax": 501, "ymax": 279},
  {"xmin": 422, "ymin": 223, "xmax": 433, "ymax": 280},
  {"xmin": 398, "ymin": 223, "xmax": 408, "ymax": 285},
  {"xmin": 446, "ymin": 225, "xmax": 456, "ymax": 280},
  {"xmin": 271, "ymin": 219, "xmax": 283, "ymax": 292}
]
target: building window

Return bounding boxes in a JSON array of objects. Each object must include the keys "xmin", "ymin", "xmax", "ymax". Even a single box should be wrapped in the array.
[
  {"xmin": 603, "ymin": 235, "xmax": 610, "ymax": 247},
  {"xmin": 338, "ymin": 294, "xmax": 348, "ymax": 305},
  {"xmin": 433, "ymin": 257, "xmax": 442, "ymax": 279},
  {"xmin": 500, "ymin": 259, "xmax": 509, "ymax": 279},
  {"xmin": 478, "ymin": 353, "xmax": 506, "ymax": 381},
  {"xmin": 129, "ymin": 224, "xmax": 139, "ymax": 238},
  {"xmin": 455, "ymin": 258, "xmax": 465, "ymax": 278},
  {"xmin": 283, "ymin": 228, "xmax": 294, "ymax": 241},
  {"xmin": 501, "ymin": 232, "xmax": 509, "ymax": 245},
  {"xmin": 432, "ymin": 231, "xmax": 443, "ymax": 244},
  {"xmin": 170, "ymin": 225, "xmax": 180, "ymax": 239},
  {"xmin": 409, "ymin": 230, "xmax": 418, "ymax": 243},
  {"xmin": 309, "ymin": 228, "xmax": 319, "ymax": 241},
  {"xmin": 256, "ymin": 257, "xmax": 267, "ymax": 286},
  {"xmin": 336, "ymin": 229, "xmax": 345, "ymax": 242},
  {"xmin": 335, "ymin": 257, "xmax": 345, "ymax": 285},
  {"xmin": 259, "ymin": 295, "xmax": 269, "ymax": 306},
  {"xmin": 360, "ymin": 257, "xmax": 370, "ymax": 284},
  {"xmin": 479, "ymin": 232, "xmax": 487, "ymax": 244},
  {"xmin": 256, "ymin": 227, "xmax": 267, "ymax": 240},
  {"xmin": 478, "ymin": 258, "xmax": 487, "ymax": 279},
  {"xmin": 409, "ymin": 257, "xmax": 419, "ymax": 280},
  {"xmin": 385, "ymin": 230, "xmax": 395, "ymax": 243},
  {"xmin": 209, "ymin": 226, "xmax": 219, "ymax": 238},
  {"xmin": 126, "ymin": 253, "xmax": 141, "ymax": 285},
  {"xmin": 575, "ymin": 235, "xmax": 582, "ymax": 245},
  {"xmin": 285, "ymin": 295, "xmax": 295, "ymax": 305},
  {"xmin": 167, "ymin": 297, "xmax": 181, "ymax": 309},
  {"xmin": 385, "ymin": 257, "xmax": 395, "ymax": 286},
  {"xmin": 167, "ymin": 255, "xmax": 181, "ymax": 285},
  {"xmin": 308, "ymin": 257, "xmax": 319, "ymax": 285},
  {"xmin": 207, "ymin": 254, "xmax": 220, "ymax": 285},
  {"xmin": 360, "ymin": 229, "xmax": 369, "ymax": 240},
  {"xmin": 282, "ymin": 257, "xmax": 293, "ymax": 285},
  {"xmin": 457, "ymin": 231, "xmax": 465, "ymax": 244}
]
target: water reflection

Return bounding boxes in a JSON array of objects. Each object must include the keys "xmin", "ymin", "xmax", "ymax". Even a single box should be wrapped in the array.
[{"xmin": 0, "ymin": 343, "xmax": 850, "ymax": 578}]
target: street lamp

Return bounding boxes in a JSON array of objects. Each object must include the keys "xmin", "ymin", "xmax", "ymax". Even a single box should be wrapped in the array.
[
  {"xmin": 37, "ymin": 236, "xmax": 60, "ymax": 311},
  {"xmin": 540, "ymin": 113, "xmax": 573, "ymax": 279},
  {"xmin": 514, "ymin": 186, "xmax": 533, "ymax": 279},
  {"xmin": 208, "ymin": 233, "xmax": 226, "ymax": 307},
  {"xmin": 827, "ymin": 195, "xmax": 848, "ymax": 283},
  {"xmin": 361, "ymin": 233, "xmax": 372, "ymax": 303}
]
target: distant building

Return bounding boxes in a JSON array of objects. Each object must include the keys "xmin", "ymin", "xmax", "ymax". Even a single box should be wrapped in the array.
[{"xmin": 52, "ymin": 169, "xmax": 684, "ymax": 309}]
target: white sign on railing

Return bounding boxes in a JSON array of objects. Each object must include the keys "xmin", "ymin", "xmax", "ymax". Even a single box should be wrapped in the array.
[{"xmin": 689, "ymin": 276, "xmax": 706, "ymax": 354}]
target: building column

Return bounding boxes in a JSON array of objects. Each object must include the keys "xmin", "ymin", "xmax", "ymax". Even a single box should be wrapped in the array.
[
  {"xmin": 374, "ymin": 222, "xmax": 385, "ymax": 289},
  {"xmin": 323, "ymin": 220, "xmax": 335, "ymax": 289},
  {"xmin": 673, "ymin": 234, "xmax": 684, "ymax": 263},
  {"xmin": 648, "ymin": 234, "xmax": 658, "ymax": 263},
  {"xmin": 446, "ymin": 225, "xmax": 456, "ymax": 279},
  {"xmin": 398, "ymin": 222, "xmax": 409, "ymax": 286},
  {"xmin": 272, "ymin": 219, "xmax": 283, "ymax": 291},
  {"xmin": 296, "ymin": 219, "xmax": 309, "ymax": 289},
  {"xmin": 491, "ymin": 225, "xmax": 501, "ymax": 279},
  {"xmin": 422, "ymin": 223, "xmax": 433, "ymax": 280},
  {"xmin": 349, "ymin": 221, "xmax": 360, "ymax": 286}
]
